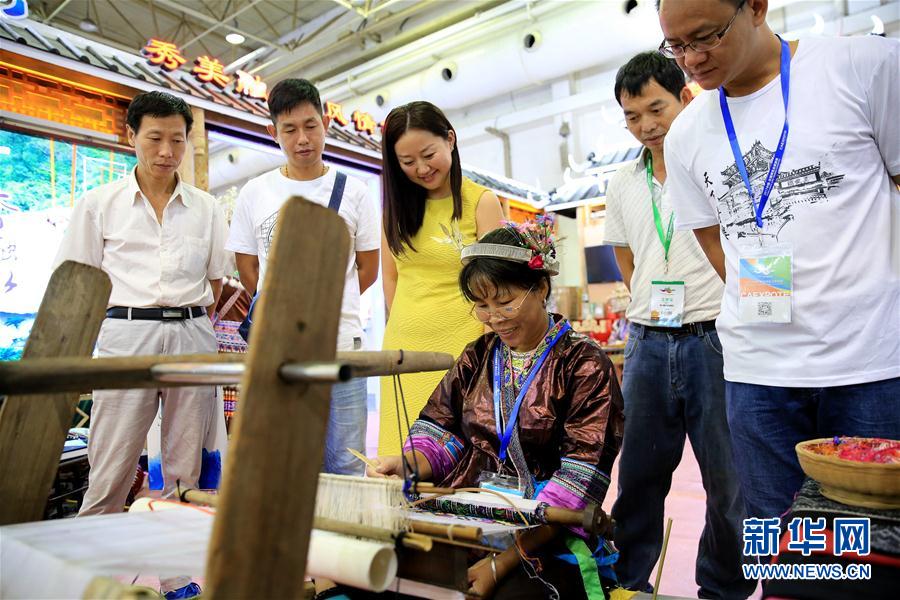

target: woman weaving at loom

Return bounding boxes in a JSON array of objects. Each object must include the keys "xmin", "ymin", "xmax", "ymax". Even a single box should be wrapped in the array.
[{"xmin": 369, "ymin": 217, "xmax": 625, "ymax": 599}]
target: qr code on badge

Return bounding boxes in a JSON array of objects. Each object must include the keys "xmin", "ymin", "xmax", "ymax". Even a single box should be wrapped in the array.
[{"xmin": 757, "ymin": 302, "xmax": 773, "ymax": 317}]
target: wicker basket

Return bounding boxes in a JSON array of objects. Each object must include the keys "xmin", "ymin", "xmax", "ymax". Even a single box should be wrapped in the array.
[{"xmin": 795, "ymin": 438, "xmax": 900, "ymax": 510}]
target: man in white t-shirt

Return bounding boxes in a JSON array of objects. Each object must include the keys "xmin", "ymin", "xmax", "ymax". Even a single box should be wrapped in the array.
[
  {"xmin": 658, "ymin": 0, "xmax": 900, "ymax": 521},
  {"xmin": 226, "ymin": 79, "xmax": 380, "ymax": 476},
  {"xmin": 604, "ymin": 52, "xmax": 751, "ymax": 598}
]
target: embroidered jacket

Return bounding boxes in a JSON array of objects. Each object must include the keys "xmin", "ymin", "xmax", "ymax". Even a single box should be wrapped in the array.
[{"xmin": 403, "ymin": 314, "xmax": 624, "ymax": 520}]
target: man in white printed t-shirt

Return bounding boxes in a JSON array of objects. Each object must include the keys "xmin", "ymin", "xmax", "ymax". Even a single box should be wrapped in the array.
[
  {"xmin": 226, "ymin": 79, "xmax": 380, "ymax": 476},
  {"xmin": 604, "ymin": 52, "xmax": 752, "ymax": 599},
  {"xmin": 658, "ymin": 0, "xmax": 900, "ymax": 521},
  {"xmin": 54, "ymin": 91, "xmax": 227, "ymax": 600}
]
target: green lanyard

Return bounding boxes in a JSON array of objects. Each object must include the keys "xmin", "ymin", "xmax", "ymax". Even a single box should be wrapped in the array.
[{"xmin": 646, "ymin": 153, "xmax": 674, "ymax": 265}]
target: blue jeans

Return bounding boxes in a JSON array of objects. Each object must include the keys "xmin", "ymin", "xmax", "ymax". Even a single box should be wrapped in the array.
[
  {"xmin": 322, "ymin": 375, "xmax": 368, "ymax": 476},
  {"xmin": 612, "ymin": 323, "xmax": 753, "ymax": 599},
  {"xmin": 726, "ymin": 377, "xmax": 900, "ymax": 521}
]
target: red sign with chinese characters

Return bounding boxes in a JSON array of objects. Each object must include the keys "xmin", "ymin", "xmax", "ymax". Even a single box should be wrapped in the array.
[
  {"xmin": 234, "ymin": 70, "xmax": 267, "ymax": 100},
  {"xmin": 351, "ymin": 109, "xmax": 376, "ymax": 135},
  {"xmin": 326, "ymin": 101, "xmax": 378, "ymax": 136},
  {"xmin": 142, "ymin": 39, "xmax": 186, "ymax": 71},
  {"xmin": 324, "ymin": 101, "xmax": 350, "ymax": 127},
  {"xmin": 141, "ymin": 40, "xmax": 380, "ymax": 136},
  {"xmin": 192, "ymin": 56, "xmax": 231, "ymax": 89}
]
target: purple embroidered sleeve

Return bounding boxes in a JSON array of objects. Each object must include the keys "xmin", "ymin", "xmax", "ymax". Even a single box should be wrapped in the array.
[
  {"xmin": 536, "ymin": 458, "xmax": 611, "ymax": 538},
  {"xmin": 536, "ymin": 480, "xmax": 587, "ymax": 511},
  {"xmin": 403, "ymin": 435, "xmax": 451, "ymax": 481},
  {"xmin": 403, "ymin": 420, "xmax": 465, "ymax": 483},
  {"xmin": 536, "ymin": 480, "xmax": 590, "ymax": 538}
]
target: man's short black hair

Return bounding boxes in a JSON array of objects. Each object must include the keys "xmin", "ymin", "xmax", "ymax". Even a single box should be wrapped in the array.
[
  {"xmin": 126, "ymin": 91, "xmax": 193, "ymax": 133},
  {"xmin": 614, "ymin": 51, "xmax": 686, "ymax": 105},
  {"xmin": 656, "ymin": 0, "xmax": 742, "ymax": 9},
  {"xmin": 267, "ymin": 78, "xmax": 323, "ymax": 124}
]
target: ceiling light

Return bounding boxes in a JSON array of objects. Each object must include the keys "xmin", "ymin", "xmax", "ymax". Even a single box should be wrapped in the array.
[
  {"xmin": 79, "ymin": 3, "xmax": 98, "ymax": 32},
  {"xmin": 226, "ymin": 32, "xmax": 245, "ymax": 45},
  {"xmin": 79, "ymin": 17, "xmax": 98, "ymax": 32}
]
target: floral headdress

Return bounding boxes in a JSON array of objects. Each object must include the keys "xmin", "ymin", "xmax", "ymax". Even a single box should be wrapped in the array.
[{"xmin": 461, "ymin": 214, "xmax": 560, "ymax": 275}]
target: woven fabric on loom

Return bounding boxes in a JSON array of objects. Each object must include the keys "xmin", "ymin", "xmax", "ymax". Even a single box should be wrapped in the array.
[{"xmin": 417, "ymin": 497, "xmax": 542, "ymax": 526}]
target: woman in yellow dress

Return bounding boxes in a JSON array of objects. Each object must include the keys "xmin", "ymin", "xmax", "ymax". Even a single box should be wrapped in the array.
[{"xmin": 379, "ymin": 101, "xmax": 504, "ymax": 454}]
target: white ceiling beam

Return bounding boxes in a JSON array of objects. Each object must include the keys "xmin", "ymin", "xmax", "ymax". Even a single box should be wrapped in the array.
[
  {"xmin": 43, "ymin": 0, "xmax": 75, "ymax": 24},
  {"xmin": 326, "ymin": 0, "xmax": 365, "ymax": 19},
  {"xmin": 244, "ymin": 6, "xmax": 359, "ymax": 74},
  {"xmin": 152, "ymin": 0, "xmax": 287, "ymax": 50},
  {"xmin": 263, "ymin": 0, "xmax": 484, "ymax": 81},
  {"xmin": 105, "ymin": 0, "xmax": 153, "ymax": 48},
  {"xmin": 274, "ymin": 5, "xmax": 348, "ymax": 45},
  {"xmin": 180, "ymin": 0, "xmax": 267, "ymax": 50},
  {"xmin": 366, "ymin": 0, "xmax": 407, "ymax": 19}
]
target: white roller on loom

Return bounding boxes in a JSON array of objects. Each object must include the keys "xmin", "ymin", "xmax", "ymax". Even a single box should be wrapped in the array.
[
  {"xmin": 132, "ymin": 494, "xmax": 402, "ymax": 593},
  {"xmin": 0, "ymin": 476, "xmax": 409, "ymax": 599},
  {"xmin": 0, "ymin": 504, "xmax": 397, "ymax": 599},
  {"xmin": 0, "ymin": 471, "xmax": 587, "ymax": 598},
  {"xmin": 0, "ymin": 473, "xmax": 537, "ymax": 598},
  {"xmin": 0, "ymin": 474, "xmax": 608, "ymax": 598}
]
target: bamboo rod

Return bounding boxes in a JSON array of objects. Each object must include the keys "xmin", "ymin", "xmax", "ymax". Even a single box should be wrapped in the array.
[
  {"xmin": 181, "ymin": 488, "xmax": 218, "ymax": 506},
  {"xmin": 339, "ymin": 350, "xmax": 454, "ymax": 377},
  {"xmin": 0, "ymin": 350, "xmax": 454, "ymax": 395},
  {"xmin": 413, "ymin": 482, "xmax": 457, "ymax": 495},
  {"xmin": 408, "ymin": 519, "xmax": 483, "ymax": 543},
  {"xmin": 314, "ymin": 517, "xmax": 433, "ymax": 552},
  {"xmin": 1, "ymin": 353, "xmax": 239, "ymax": 394},
  {"xmin": 184, "ymin": 483, "xmax": 479, "ymax": 544},
  {"xmin": 544, "ymin": 504, "xmax": 614, "ymax": 536},
  {"xmin": 179, "ymin": 489, "xmax": 433, "ymax": 551},
  {"xmin": 652, "ymin": 517, "xmax": 674, "ymax": 600},
  {"xmin": 151, "ymin": 362, "xmax": 246, "ymax": 384}
]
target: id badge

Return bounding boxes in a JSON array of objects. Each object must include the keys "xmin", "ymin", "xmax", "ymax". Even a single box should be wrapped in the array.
[
  {"xmin": 649, "ymin": 280, "xmax": 685, "ymax": 327},
  {"xmin": 477, "ymin": 471, "xmax": 524, "ymax": 498},
  {"xmin": 738, "ymin": 243, "xmax": 793, "ymax": 323}
]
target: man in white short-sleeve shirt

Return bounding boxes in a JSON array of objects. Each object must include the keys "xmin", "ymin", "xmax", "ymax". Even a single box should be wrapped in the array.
[
  {"xmin": 603, "ymin": 52, "xmax": 751, "ymax": 598},
  {"xmin": 54, "ymin": 91, "xmax": 227, "ymax": 599},
  {"xmin": 658, "ymin": 0, "xmax": 900, "ymax": 521},
  {"xmin": 226, "ymin": 79, "xmax": 380, "ymax": 476}
]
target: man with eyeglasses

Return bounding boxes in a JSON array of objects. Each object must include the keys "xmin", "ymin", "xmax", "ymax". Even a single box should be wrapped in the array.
[
  {"xmin": 603, "ymin": 52, "xmax": 752, "ymax": 598},
  {"xmin": 657, "ymin": 0, "xmax": 900, "ymax": 524}
]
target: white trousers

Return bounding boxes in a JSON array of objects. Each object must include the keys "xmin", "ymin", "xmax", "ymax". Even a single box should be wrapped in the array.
[
  {"xmin": 78, "ymin": 316, "xmax": 217, "ymax": 593},
  {"xmin": 79, "ymin": 317, "xmax": 217, "ymax": 517}
]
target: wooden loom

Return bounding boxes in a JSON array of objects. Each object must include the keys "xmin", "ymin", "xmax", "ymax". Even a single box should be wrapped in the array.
[{"xmin": 0, "ymin": 197, "xmax": 612, "ymax": 598}]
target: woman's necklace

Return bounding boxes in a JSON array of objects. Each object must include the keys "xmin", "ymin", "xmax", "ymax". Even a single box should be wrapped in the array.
[{"xmin": 506, "ymin": 315, "xmax": 555, "ymax": 390}]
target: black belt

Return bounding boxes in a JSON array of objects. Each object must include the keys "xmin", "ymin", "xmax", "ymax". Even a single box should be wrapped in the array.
[
  {"xmin": 638, "ymin": 319, "xmax": 716, "ymax": 336},
  {"xmin": 106, "ymin": 306, "xmax": 206, "ymax": 320}
]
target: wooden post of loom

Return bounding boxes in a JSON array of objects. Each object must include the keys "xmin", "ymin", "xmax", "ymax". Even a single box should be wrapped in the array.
[
  {"xmin": 0, "ymin": 262, "xmax": 111, "ymax": 525},
  {"xmin": 204, "ymin": 198, "xmax": 349, "ymax": 598}
]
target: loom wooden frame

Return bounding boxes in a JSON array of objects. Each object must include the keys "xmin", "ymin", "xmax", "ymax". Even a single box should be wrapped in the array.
[{"xmin": 0, "ymin": 199, "xmax": 364, "ymax": 597}]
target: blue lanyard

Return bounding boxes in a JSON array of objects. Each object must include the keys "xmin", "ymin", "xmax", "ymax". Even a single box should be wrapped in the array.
[
  {"xmin": 719, "ymin": 37, "xmax": 791, "ymax": 230},
  {"xmin": 492, "ymin": 322, "xmax": 571, "ymax": 462}
]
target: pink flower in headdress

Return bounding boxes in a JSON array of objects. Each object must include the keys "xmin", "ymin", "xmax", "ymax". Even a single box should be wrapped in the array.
[{"xmin": 528, "ymin": 254, "xmax": 544, "ymax": 270}]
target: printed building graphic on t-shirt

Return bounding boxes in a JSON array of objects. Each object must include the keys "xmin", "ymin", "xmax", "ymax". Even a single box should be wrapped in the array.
[
  {"xmin": 712, "ymin": 141, "xmax": 844, "ymax": 241},
  {"xmin": 260, "ymin": 210, "xmax": 279, "ymax": 254}
]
